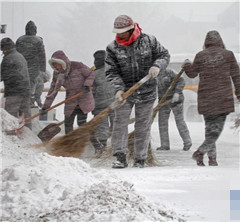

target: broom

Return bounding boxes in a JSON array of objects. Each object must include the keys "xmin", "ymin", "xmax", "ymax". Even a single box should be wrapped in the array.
[
  {"xmin": 94, "ymin": 68, "xmax": 185, "ymax": 167},
  {"xmin": 36, "ymin": 73, "xmax": 153, "ymax": 157}
]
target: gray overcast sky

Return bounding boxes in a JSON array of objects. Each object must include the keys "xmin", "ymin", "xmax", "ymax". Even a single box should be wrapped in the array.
[{"xmin": 1, "ymin": 1, "xmax": 239, "ymax": 67}]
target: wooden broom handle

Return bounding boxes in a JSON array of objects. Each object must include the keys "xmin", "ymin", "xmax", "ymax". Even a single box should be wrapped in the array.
[
  {"xmin": 151, "ymin": 68, "xmax": 184, "ymax": 120},
  {"xmin": 158, "ymin": 68, "xmax": 184, "ymax": 105},
  {"xmin": 122, "ymin": 74, "xmax": 152, "ymax": 100}
]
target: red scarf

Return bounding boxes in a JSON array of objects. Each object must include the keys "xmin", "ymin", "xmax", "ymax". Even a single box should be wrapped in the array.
[{"xmin": 115, "ymin": 23, "xmax": 142, "ymax": 46}]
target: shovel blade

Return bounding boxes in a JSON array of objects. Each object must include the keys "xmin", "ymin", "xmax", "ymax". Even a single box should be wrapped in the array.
[{"xmin": 38, "ymin": 123, "xmax": 62, "ymax": 142}]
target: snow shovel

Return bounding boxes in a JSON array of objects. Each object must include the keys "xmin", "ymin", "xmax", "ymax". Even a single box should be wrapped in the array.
[
  {"xmin": 37, "ymin": 120, "xmax": 65, "ymax": 142},
  {"xmin": 6, "ymin": 90, "xmax": 87, "ymax": 135}
]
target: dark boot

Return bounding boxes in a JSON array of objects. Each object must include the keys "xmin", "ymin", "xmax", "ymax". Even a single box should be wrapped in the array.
[
  {"xmin": 133, "ymin": 159, "xmax": 145, "ymax": 168},
  {"xmin": 208, "ymin": 157, "xmax": 218, "ymax": 166},
  {"xmin": 183, "ymin": 143, "xmax": 192, "ymax": 151},
  {"xmin": 192, "ymin": 150, "xmax": 205, "ymax": 166},
  {"xmin": 156, "ymin": 145, "xmax": 170, "ymax": 151},
  {"xmin": 112, "ymin": 152, "xmax": 128, "ymax": 169}
]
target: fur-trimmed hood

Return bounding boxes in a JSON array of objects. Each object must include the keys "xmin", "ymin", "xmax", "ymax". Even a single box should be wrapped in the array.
[{"xmin": 49, "ymin": 50, "xmax": 71, "ymax": 75}]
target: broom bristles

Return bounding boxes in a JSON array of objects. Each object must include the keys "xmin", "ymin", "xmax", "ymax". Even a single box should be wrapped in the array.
[
  {"xmin": 35, "ymin": 107, "xmax": 112, "ymax": 157},
  {"xmin": 93, "ymin": 131, "xmax": 160, "ymax": 167},
  {"xmin": 35, "ymin": 74, "xmax": 152, "ymax": 157}
]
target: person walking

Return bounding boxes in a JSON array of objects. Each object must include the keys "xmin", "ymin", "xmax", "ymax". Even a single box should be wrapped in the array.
[
  {"xmin": 105, "ymin": 15, "xmax": 170, "ymax": 168},
  {"xmin": 41, "ymin": 50, "xmax": 95, "ymax": 134},
  {"xmin": 182, "ymin": 30, "xmax": 240, "ymax": 166},
  {"xmin": 90, "ymin": 50, "xmax": 115, "ymax": 154},
  {"xmin": 1, "ymin": 37, "xmax": 32, "ymax": 129},
  {"xmin": 16, "ymin": 20, "xmax": 46, "ymax": 108},
  {"xmin": 157, "ymin": 68, "xmax": 192, "ymax": 151}
]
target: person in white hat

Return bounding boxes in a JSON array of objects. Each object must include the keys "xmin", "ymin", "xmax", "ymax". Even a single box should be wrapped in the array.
[{"xmin": 105, "ymin": 15, "xmax": 170, "ymax": 168}]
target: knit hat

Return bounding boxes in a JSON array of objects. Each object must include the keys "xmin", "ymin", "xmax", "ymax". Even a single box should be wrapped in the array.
[
  {"xmin": 113, "ymin": 15, "xmax": 134, "ymax": 34},
  {"xmin": 93, "ymin": 50, "xmax": 106, "ymax": 69},
  {"xmin": 93, "ymin": 50, "xmax": 106, "ymax": 59},
  {"xmin": 1, "ymin": 37, "xmax": 15, "ymax": 51}
]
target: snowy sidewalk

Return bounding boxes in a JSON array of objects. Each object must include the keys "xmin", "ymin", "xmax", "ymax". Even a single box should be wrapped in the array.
[{"xmin": 87, "ymin": 121, "xmax": 240, "ymax": 222}]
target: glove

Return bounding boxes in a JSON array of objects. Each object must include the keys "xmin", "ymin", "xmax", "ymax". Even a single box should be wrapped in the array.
[
  {"xmin": 39, "ymin": 106, "xmax": 48, "ymax": 115},
  {"xmin": 115, "ymin": 90, "xmax": 125, "ymax": 105},
  {"xmin": 237, "ymin": 96, "xmax": 240, "ymax": 102},
  {"xmin": 181, "ymin": 59, "xmax": 191, "ymax": 70},
  {"xmin": 171, "ymin": 93, "xmax": 180, "ymax": 103},
  {"xmin": 148, "ymin": 66, "xmax": 160, "ymax": 78},
  {"xmin": 37, "ymin": 102, "xmax": 43, "ymax": 108},
  {"xmin": 82, "ymin": 86, "xmax": 90, "ymax": 94}
]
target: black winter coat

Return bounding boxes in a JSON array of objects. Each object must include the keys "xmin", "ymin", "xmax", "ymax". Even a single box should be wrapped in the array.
[
  {"xmin": 105, "ymin": 33, "xmax": 170, "ymax": 103},
  {"xmin": 1, "ymin": 48, "xmax": 31, "ymax": 96},
  {"xmin": 92, "ymin": 66, "xmax": 115, "ymax": 114},
  {"xmin": 16, "ymin": 23, "xmax": 46, "ymax": 82}
]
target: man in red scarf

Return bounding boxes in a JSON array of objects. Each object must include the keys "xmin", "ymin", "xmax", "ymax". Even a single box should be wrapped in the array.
[{"xmin": 105, "ymin": 15, "xmax": 170, "ymax": 168}]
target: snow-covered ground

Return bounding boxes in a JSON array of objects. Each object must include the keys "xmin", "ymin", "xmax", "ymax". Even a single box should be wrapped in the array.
[{"xmin": 1, "ymin": 107, "xmax": 239, "ymax": 222}]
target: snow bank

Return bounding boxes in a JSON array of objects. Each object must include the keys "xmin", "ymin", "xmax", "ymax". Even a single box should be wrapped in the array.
[{"xmin": 0, "ymin": 109, "xmax": 184, "ymax": 222}]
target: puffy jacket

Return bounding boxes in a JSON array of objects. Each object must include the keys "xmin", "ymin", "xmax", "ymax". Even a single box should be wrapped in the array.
[
  {"xmin": 1, "ymin": 48, "xmax": 30, "ymax": 96},
  {"xmin": 16, "ymin": 21, "xmax": 46, "ymax": 82},
  {"xmin": 43, "ymin": 50, "xmax": 95, "ymax": 116},
  {"xmin": 105, "ymin": 33, "xmax": 170, "ymax": 103},
  {"xmin": 184, "ymin": 30, "xmax": 240, "ymax": 115},
  {"xmin": 157, "ymin": 68, "xmax": 185, "ymax": 104}
]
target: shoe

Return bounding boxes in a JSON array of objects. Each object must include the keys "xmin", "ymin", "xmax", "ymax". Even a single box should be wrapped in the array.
[
  {"xmin": 183, "ymin": 143, "xmax": 192, "ymax": 151},
  {"xmin": 208, "ymin": 157, "xmax": 218, "ymax": 166},
  {"xmin": 112, "ymin": 152, "xmax": 128, "ymax": 169},
  {"xmin": 156, "ymin": 146, "xmax": 170, "ymax": 151},
  {"xmin": 192, "ymin": 150, "xmax": 205, "ymax": 166},
  {"xmin": 133, "ymin": 159, "xmax": 145, "ymax": 168}
]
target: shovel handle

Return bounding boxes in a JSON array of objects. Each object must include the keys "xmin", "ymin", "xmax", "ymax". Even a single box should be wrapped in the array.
[
  {"xmin": 25, "ymin": 90, "xmax": 87, "ymax": 123},
  {"xmin": 55, "ymin": 120, "xmax": 65, "ymax": 127}
]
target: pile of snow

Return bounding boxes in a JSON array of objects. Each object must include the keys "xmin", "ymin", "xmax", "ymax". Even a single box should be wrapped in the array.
[{"xmin": 0, "ymin": 109, "xmax": 184, "ymax": 222}]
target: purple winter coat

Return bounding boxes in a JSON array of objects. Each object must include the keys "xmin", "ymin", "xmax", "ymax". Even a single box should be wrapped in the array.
[{"xmin": 43, "ymin": 50, "xmax": 95, "ymax": 116}]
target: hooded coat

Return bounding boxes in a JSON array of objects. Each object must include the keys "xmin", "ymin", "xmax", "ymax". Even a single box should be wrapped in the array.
[
  {"xmin": 43, "ymin": 50, "xmax": 95, "ymax": 116},
  {"xmin": 16, "ymin": 21, "xmax": 46, "ymax": 83},
  {"xmin": 184, "ymin": 31, "xmax": 240, "ymax": 115},
  {"xmin": 105, "ymin": 33, "xmax": 170, "ymax": 103}
]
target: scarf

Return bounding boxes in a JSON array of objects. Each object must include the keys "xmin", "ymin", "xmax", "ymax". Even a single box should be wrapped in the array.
[{"xmin": 115, "ymin": 23, "xmax": 142, "ymax": 46}]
